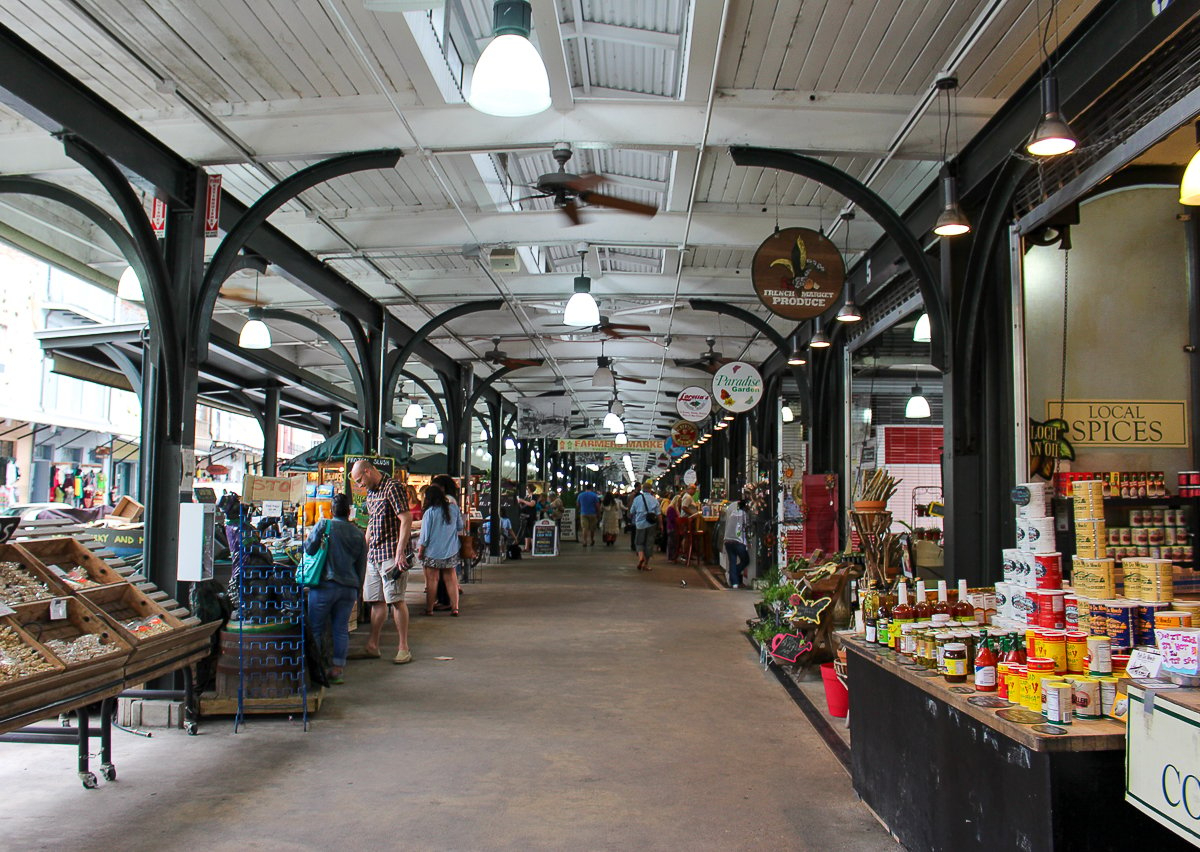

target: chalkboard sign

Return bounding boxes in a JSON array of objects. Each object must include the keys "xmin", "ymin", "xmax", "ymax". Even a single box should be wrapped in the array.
[
  {"xmin": 532, "ymin": 519, "xmax": 558, "ymax": 557},
  {"xmin": 785, "ymin": 591, "xmax": 832, "ymax": 625},
  {"xmin": 559, "ymin": 508, "xmax": 577, "ymax": 542},
  {"xmin": 769, "ymin": 633, "xmax": 813, "ymax": 663}
]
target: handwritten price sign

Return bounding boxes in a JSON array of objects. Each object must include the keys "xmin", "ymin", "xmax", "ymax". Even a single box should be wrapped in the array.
[
  {"xmin": 769, "ymin": 633, "xmax": 813, "ymax": 663},
  {"xmin": 243, "ymin": 474, "xmax": 297, "ymax": 503}
]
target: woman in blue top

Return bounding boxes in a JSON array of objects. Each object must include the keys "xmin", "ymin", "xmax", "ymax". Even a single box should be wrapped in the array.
[
  {"xmin": 418, "ymin": 483, "xmax": 464, "ymax": 617},
  {"xmin": 303, "ymin": 493, "xmax": 367, "ymax": 684}
]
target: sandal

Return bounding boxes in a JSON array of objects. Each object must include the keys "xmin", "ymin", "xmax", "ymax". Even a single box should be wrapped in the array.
[{"xmin": 451, "ymin": 609, "xmax": 460, "ymax": 617}]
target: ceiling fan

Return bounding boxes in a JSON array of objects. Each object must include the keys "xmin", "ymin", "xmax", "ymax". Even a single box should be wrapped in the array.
[
  {"xmin": 483, "ymin": 337, "xmax": 543, "ymax": 370},
  {"xmin": 674, "ymin": 336, "xmax": 733, "ymax": 374},
  {"xmin": 548, "ymin": 315, "xmax": 652, "ymax": 339},
  {"xmin": 518, "ymin": 142, "xmax": 658, "ymax": 225}
]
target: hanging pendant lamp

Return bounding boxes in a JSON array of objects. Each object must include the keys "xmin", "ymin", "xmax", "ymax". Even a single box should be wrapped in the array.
[
  {"xmin": 467, "ymin": 1, "xmax": 551, "ymax": 117},
  {"xmin": 809, "ymin": 317, "xmax": 831, "ymax": 349},
  {"xmin": 906, "ymin": 384, "xmax": 931, "ymax": 419},
  {"xmin": 836, "ymin": 212, "xmax": 862, "ymax": 321},
  {"xmin": 238, "ymin": 272, "xmax": 271, "ymax": 349},
  {"xmin": 1180, "ymin": 121, "xmax": 1200, "ymax": 205},
  {"xmin": 913, "ymin": 313, "xmax": 931, "ymax": 343},
  {"xmin": 116, "ymin": 266, "xmax": 145, "ymax": 302},
  {"xmin": 1026, "ymin": 75, "xmax": 1077, "ymax": 157},
  {"xmin": 933, "ymin": 171, "xmax": 970, "ymax": 237}
]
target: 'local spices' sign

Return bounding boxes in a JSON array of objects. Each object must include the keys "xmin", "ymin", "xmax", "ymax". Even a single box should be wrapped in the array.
[
  {"xmin": 751, "ymin": 227, "xmax": 845, "ymax": 320},
  {"xmin": 1048, "ymin": 400, "xmax": 1188, "ymax": 448}
]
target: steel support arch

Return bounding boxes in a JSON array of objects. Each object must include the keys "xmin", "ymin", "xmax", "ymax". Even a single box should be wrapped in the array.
[
  {"xmin": 259, "ymin": 308, "xmax": 371, "ymax": 421},
  {"xmin": 728, "ymin": 147, "xmax": 948, "ymax": 373},
  {"xmin": 195, "ymin": 148, "xmax": 402, "ymax": 358}
]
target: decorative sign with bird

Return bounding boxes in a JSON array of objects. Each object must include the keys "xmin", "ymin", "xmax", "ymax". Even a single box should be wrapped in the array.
[{"xmin": 750, "ymin": 227, "xmax": 845, "ymax": 320}]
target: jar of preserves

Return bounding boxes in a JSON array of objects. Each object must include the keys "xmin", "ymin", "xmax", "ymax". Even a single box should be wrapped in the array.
[{"xmin": 943, "ymin": 643, "xmax": 968, "ymax": 683}]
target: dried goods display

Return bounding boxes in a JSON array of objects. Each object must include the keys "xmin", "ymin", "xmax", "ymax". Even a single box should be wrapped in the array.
[
  {"xmin": 44, "ymin": 634, "xmax": 117, "ymax": 664},
  {"xmin": 59, "ymin": 567, "xmax": 104, "ymax": 590},
  {"xmin": 0, "ymin": 625, "xmax": 55, "ymax": 684},
  {"xmin": 125, "ymin": 616, "xmax": 173, "ymax": 638},
  {"xmin": 0, "ymin": 561, "xmax": 53, "ymax": 604}
]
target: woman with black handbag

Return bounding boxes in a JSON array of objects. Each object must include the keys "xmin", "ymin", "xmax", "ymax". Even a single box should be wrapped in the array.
[{"xmin": 304, "ymin": 493, "xmax": 366, "ymax": 684}]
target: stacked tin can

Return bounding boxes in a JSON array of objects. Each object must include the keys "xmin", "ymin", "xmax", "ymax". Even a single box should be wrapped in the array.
[
  {"xmin": 1107, "ymin": 506, "xmax": 1192, "ymax": 564},
  {"xmin": 998, "ymin": 482, "xmax": 1066, "ymax": 632}
]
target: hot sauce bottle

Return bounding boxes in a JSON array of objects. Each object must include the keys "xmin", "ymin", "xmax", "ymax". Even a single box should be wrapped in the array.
[
  {"xmin": 1004, "ymin": 631, "xmax": 1026, "ymax": 664},
  {"xmin": 974, "ymin": 631, "xmax": 998, "ymax": 692},
  {"xmin": 913, "ymin": 579, "xmax": 933, "ymax": 620},
  {"xmin": 890, "ymin": 582, "xmax": 915, "ymax": 651},
  {"xmin": 932, "ymin": 580, "xmax": 952, "ymax": 619},
  {"xmin": 876, "ymin": 595, "xmax": 892, "ymax": 647},
  {"xmin": 952, "ymin": 579, "xmax": 974, "ymax": 622}
]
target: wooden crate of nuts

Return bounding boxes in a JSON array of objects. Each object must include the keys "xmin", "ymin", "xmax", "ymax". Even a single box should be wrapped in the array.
[
  {"xmin": 0, "ymin": 544, "xmax": 70, "ymax": 606},
  {"xmin": 15, "ymin": 538, "xmax": 124, "ymax": 591},
  {"xmin": 0, "ymin": 617, "xmax": 66, "ymax": 706},
  {"xmin": 79, "ymin": 582, "xmax": 186, "ymax": 664},
  {"xmin": 12, "ymin": 597, "xmax": 132, "ymax": 673}
]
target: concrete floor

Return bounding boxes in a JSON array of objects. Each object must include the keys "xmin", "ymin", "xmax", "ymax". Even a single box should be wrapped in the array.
[{"xmin": 0, "ymin": 544, "xmax": 896, "ymax": 852}]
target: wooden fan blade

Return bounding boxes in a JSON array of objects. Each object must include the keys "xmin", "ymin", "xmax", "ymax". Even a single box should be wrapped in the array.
[
  {"xmin": 578, "ymin": 192, "xmax": 658, "ymax": 217},
  {"xmin": 605, "ymin": 322, "xmax": 652, "ymax": 333},
  {"xmin": 220, "ymin": 288, "xmax": 259, "ymax": 305},
  {"xmin": 560, "ymin": 199, "xmax": 581, "ymax": 225},
  {"xmin": 514, "ymin": 192, "xmax": 552, "ymax": 203},
  {"xmin": 502, "ymin": 358, "xmax": 544, "ymax": 369},
  {"xmin": 615, "ymin": 375, "xmax": 648, "ymax": 384},
  {"xmin": 601, "ymin": 325, "xmax": 624, "ymax": 339}
]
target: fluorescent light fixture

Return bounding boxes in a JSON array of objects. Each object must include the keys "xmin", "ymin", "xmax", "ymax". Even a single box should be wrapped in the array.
[
  {"xmin": 116, "ymin": 266, "xmax": 144, "ymax": 302},
  {"xmin": 781, "ymin": 405, "xmax": 794, "ymax": 423},
  {"xmin": 238, "ymin": 308, "xmax": 271, "ymax": 350},
  {"xmin": 913, "ymin": 313, "xmax": 931, "ymax": 343},
  {"xmin": 1026, "ymin": 74, "xmax": 1077, "ymax": 157},
  {"xmin": 906, "ymin": 385, "xmax": 931, "ymax": 419},
  {"xmin": 466, "ymin": 1, "xmax": 551, "ymax": 117}
]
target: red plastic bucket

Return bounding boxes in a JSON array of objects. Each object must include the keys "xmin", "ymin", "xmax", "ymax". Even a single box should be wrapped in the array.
[{"xmin": 820, "ymin": 662, "xmax": 849, "ymax": 718}]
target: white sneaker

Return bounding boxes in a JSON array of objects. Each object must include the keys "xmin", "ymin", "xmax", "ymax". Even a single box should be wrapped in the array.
[{"xmin": 731, "ymin": 583, "xmax": 740, "ymax": 589}]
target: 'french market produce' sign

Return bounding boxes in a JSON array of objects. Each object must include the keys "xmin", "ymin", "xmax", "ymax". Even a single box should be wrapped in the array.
[
  {"xmin": 557, "ymin": 438, "xmax": 661, "ymax": 452},
  {"xmin": 751, "ymin": 227, "xmax": 845, "ymax": 320},
  {"xmin": 1047, "ymin": 400, "xmax": 1188, "ymax": 448},
  {"xmin": 711, "ymin": 362, "xmax": 764, "ymax": 412}
]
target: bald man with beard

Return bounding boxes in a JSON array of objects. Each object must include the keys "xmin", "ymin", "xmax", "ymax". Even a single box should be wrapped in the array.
[{"xmin": 350, "ymin": 459, "xmax": 414, "ymax": 664}]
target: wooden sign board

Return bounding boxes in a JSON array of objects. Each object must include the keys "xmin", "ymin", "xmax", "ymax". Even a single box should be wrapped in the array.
[
  {"xmin": 559, "ymin": 508, "xmax": 577, "ymax": 542},
  {"xmin": 532, "ymin": 519, "xmax": 558, "ymax": 557},
  {"xmin": 1047, "ymin": 400, "xmax": 1188, "ymax": 448},
  {"xmin": 751, "ymin": 227, "xmax": 845, "ymax": 320},
  {"xmin": 242, "ymin": 474, "xmax": 303, "ymax": 504}
]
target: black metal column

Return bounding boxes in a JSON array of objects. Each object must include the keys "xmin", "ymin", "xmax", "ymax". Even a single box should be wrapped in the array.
[
  {"xmin": 262, "ymin": 385, "xmax": 280, "ymax": 476},
  {"xmin": 1186, "ymin": 212, "xmax": 1200, "ymax": 464},
  {"xmin": 489, "ymin": 401, "xmax": 503, "ymax": 558}
]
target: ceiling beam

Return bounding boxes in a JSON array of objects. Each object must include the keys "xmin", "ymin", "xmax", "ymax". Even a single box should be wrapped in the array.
[{"xmin": 0, "ymin": 92, "xmax": 1003, "ymax": 175}]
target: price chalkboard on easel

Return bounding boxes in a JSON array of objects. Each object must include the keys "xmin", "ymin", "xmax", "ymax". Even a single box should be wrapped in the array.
[{"xmin": 532, "ymin": 519, "xmax": 558, "ymax": 557}]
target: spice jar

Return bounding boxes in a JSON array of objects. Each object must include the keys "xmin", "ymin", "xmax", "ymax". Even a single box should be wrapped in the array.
[{"xmin": 943, "ymin": 642, "xmax": 968, "ymax": 683}]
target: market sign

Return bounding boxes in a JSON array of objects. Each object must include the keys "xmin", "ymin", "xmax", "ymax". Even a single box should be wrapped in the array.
[
  {"xmin": 670, "ymin": 420, "xmax": 699, "ymax": 448},
  {"xmin": 676, "ymin": 386, "xmax": 712, "ymax": 422},
  {"xmin": 751, "ymin": 227, "xmax": 845, "ymax": 320},
  {"xmin": 1048, "ymin": 400, "xmax": 1188, "ymax": 448},
  {"xmin": 1126, "ymin": 682, "xmax": 1200, "ymax": 847},
  {"xmin": 1028, "ymin": 418, "xmax": 1075, "ymax": 481},
  {"xmin": 557, "ymin": 438, "xmax": 662, "ymax": 452},
  {"xmin": 711, "ymin": 361, "xmax": 763, "ymax": 413}
]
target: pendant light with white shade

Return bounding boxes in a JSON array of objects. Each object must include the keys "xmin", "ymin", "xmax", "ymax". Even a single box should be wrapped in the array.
[
  {"xmin": 238, "ymin": 272, "xmax": 271, "ymax": 349},
  {"xmin": 563, "ymin": 245, "xmax": 600, "ymax": 327},
  {"xmin": 913, "ymin": 313, "xmax": 931, "ymax": 343},
  {"xmin": 466, "ymin": 1, "xmax": 551, "ymax": 117},
  {"xmin": 906, "ymin": 384, "xmax": 931, "ymax": 419},
  {"xmin": 1181, "ymin": 121, "xmax": 1200, "ymax": 206},
  {"xmin": 592, "ymin": 354, "xmax": 615, "ymax": 388},
  {"xmin": 116, "ymin": 266, "xmax": 144, "ymax": 302}
]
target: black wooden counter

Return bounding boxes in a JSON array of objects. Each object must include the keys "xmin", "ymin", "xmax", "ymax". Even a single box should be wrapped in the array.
[{"xmin": 843, "ymin": 636, "xmax": 1186, "ymax": 851}]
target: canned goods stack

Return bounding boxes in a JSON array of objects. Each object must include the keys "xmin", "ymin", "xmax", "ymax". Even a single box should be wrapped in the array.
[
  {"xmin": 1106, "ymin": 506, "xmax": 1192, "ymax": 565},
  {"xmin": 1072, "ymin": 480, "xmax": 1107, "ymax": 559},
  {"xmin": 1178, "ymin": 471, "xmax": 1200, "ymax": 497},
  {"xmin": 1071, "ymin": 557, "xmax": 1115, "ymax": 598},
  {"xmin": 1123, "ymin": 558, "xmax": 1174, "ymax": 600}
]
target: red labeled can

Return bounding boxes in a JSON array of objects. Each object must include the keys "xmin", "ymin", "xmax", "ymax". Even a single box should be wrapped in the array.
[
  {"xmin": 1064, "ymin": 593, "xmax": 1078, "ymax": 629},
  {"xmin": 1028, "ymin": 589, "xmax": 1067, "ymax": 630},
  {"xmin": 1034, "ymin": 553, "xmax": 1063, "ymax": 590}
]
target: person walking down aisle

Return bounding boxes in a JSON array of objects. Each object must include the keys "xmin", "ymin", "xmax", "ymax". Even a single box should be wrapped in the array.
[
  {"xmin": 723, "ymin": 496, "xmax": 751, "ymax": 589},
  {"xmin": 631, "ymin": 480, "xmax": 660, "ymax": 571},
  {"xmin": 600, "ymin": 492, "xmax": 621, "ymax": 546},
  {"xmin": 577, "ymin": 485, "xmax": 601, "ymax": 546},
  {"xmin": 304, "ymin": 493, "xmax": 366, "ymax": 684},
  {"xmin": 665, "ymin": 491, "xmax": 682, "ymax": 563},
  {"xmin": 518, "ymin": 484, "xmax": 541, "ymax": 552},
  {"xmin": 350, "ymin": 459, "xmax": 414, "ymax": 665},
  {"xmin": 419, "ymin": 484, "xmax": 464, "ymax": 617}
]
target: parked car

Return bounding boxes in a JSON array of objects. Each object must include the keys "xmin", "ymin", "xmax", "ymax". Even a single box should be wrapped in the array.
[{"xmin": 0, "ymin": 502, "xmax": 74, "ymax": 520}]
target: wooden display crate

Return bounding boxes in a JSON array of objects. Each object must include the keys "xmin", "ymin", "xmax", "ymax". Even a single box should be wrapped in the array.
[
  {"xmin": 11, "ymin": 597, "xmax": 132, "ymax": 670},
  {"xmin": 14, "ymin": 538, "xmax": 124, "ymax": 591},
  {"xmin": 0, "ymin": 615, "xmax": 67, "ymax": 706},
  {"xmin": 79, "ymin": 582, "xmax": 186, "ymax": 664},
  {"xmin": 111, "ymin": 495, "xmax": 144, "ymax": 522},
  {"xmin": 0, "ymin": 542, "xmax": 71, "ymax": 605}
]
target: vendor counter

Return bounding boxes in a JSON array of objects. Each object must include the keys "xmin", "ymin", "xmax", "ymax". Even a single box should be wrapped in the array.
[{"xmin": 842, "ymin": 636, "xmax": 1183, "ymax": 851}]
